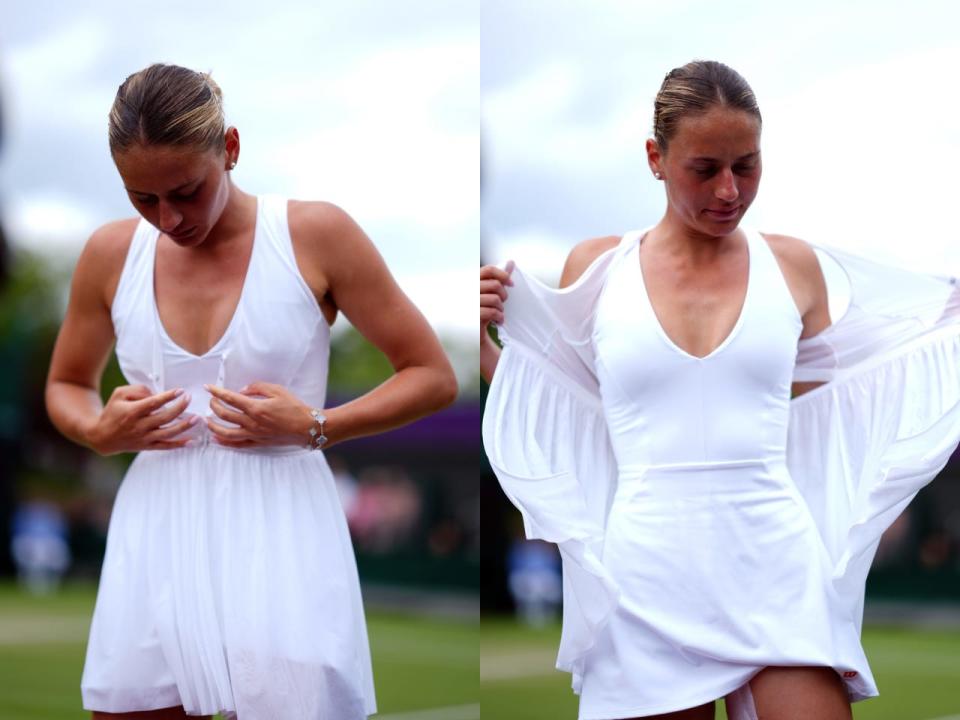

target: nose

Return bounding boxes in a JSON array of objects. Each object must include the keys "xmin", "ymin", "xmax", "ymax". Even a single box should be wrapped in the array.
[
  {"xmin": 158, "ymin": 200, "xmax": 183, "ymax": 233},
  {"xmin": 714, "ymin": 168, "xmax": 739, "ymax": 203}
]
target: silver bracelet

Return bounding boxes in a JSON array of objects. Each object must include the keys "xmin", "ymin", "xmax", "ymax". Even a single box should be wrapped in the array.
[{"xmin": 306, "ymin": 409, "xmax": 328, "ymax": 450}]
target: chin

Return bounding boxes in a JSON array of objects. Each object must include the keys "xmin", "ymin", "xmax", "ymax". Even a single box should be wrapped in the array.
[
  {"xmin": 169, "ymin": 227, "xmax": 208, "ymax": 247},
  {"xmin": 695, "ymin": 218, "xmax": 740, "ymax": 238}
]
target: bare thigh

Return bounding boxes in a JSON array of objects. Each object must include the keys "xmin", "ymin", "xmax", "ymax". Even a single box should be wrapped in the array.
[
  {"xmin": 748, "ymin": 666, "xmax": 851, "ymax": 720},
  {"xmin": 92, "ymin": 707, "xmax": 211, "ymax": 720},
  {"xmin": 628, "ymin": 700, "xmax": 715, "ymax": 720}
]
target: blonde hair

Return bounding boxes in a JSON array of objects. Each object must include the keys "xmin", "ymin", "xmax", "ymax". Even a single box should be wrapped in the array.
[
  {"xmin": 108, "ymin": 63, "xmax": 225, "ymax": 156},
  {"xmin": 653, "ymin": 60, "xmax": 761, "ymax": 152}
]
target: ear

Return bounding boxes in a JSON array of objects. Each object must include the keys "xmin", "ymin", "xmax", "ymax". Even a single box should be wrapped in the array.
[
  {"xmin": 224, "ymin": 126, "xmax": 240, "ymax": 166},
  {"xmin": 646, "ymin": 138, "xmax": 664, "ymax": 179}
]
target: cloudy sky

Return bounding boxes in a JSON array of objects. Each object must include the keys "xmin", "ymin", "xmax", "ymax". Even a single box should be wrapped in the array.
[
  {"xmin": 483, "ymin": 0, "xmax": 960, "ymax": 282},
  {"xmin": 0, "ymin": 0, "xmax": 478, "ymax": 338}
]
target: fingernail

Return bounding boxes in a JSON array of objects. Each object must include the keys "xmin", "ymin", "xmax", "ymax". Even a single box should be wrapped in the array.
[
  {"xmin": 174, "ymin": 388, "xmax": 184, "ymax": 397},
  {"xmin": 188, "ymin": 415, "xmax": 199, "ymax": 425},
  {"xmin": 203, "ymin": 384, "xmax": 212, "ymax": 391},
  {"xmin": 183, "ymin": 393, "xmax": 191, "ymax": 404}
]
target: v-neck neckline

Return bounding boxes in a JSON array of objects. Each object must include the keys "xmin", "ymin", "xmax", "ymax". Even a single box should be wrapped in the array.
[
  {"xmin": 150, "ymin": 196, "xmax": 260, "ymax": 359},
  {"xmin": 634, "ymin": 230, "xmax": 753, "ymax": 361}
]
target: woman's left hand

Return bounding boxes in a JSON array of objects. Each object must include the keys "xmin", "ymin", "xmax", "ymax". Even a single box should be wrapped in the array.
[{"xmin": 204, "ymin": 382, "xmax": 316, "ymax": 448}]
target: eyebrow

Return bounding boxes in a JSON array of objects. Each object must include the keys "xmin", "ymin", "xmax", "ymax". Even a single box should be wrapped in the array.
[
  {"xmin": 125, "ymin": 179, "xmax": 199, "ymax": 195},
  {"xmin": 690, "ymin": 152, "xmax": 760, "ymax": 163}
]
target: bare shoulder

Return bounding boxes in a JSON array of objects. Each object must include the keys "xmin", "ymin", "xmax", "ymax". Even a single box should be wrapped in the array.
[
  {"xmin": 287, "ymin": 199, "xmax": 363, "ymax": 246},
  {"xmin": 761, "ymin": 232, "xmax": 822, "ymax": 278},
  {"xmin": 559, "ymin": 235, "xmax": 621, "ymax": 288},
  {"xmin": 286, "ymin": 198, "xmax": 376, "ymax": 283},
  {"xmin": 77, "ymin": 218, "xmax": 139, "ymax": 306}
]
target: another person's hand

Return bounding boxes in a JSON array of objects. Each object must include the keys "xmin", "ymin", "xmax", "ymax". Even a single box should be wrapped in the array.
[
  {"xmin": 480, "ymin": 260, "xmax": 514, "ymax": 345},
  {"xmin": 205, "ymin": 382, "xmax": 317, "ymax": 448},
  {"xmin": 86, "ymin": 385, "xmax": 196, "ymax": 455}
]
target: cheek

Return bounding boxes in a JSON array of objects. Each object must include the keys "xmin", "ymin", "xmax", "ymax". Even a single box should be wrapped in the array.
[{"xmin": 739, "ymin": 174, "xmax": 761, "ymax": 201}]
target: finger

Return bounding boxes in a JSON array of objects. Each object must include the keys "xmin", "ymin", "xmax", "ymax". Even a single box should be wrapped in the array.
[
  {"xmin": 117, "ymin": 384, "xmax": 153, "ymax": 400},
  {"xmin": 480, "ymin": 265, "xmax": 514, "ymax": 285},
  {"xmin": 206, "ymin": 417, "xmax": 254, "ymax": 442},
  {"xmin": 480, "ymin": 308, "xmax": 505, "ymax": 326},
  {"xmin": 480, "ymin": 280, "xmax": 509, "ymax": 301},
  {"xmin": 143, "ymin": 393, "xmax": 191, "ymax": 428},
  {"xmin": 149, "ymin": 438, "xmax": 192, "ymax": 451},
  {"xmin": 147, "ymin": 415, "xmax": 199, "ymax": 442},
  {"xmin": 240, "ymin": 381, "xmax": 276, "ymax": 397},
  {"xmin": 480, "ymin": 292, "xmax": 505, "ymax": 311},
  {"xmin": 130, "ymin": 388, "xmax": 186, "ymax": 416},
  {"xmin": 210, "ymin": 397, "xmax": 256, "ymax": 429},
  {"xmin": 211, "ymin": 436, "xmax": 258, "ymax": 448},
  {"xmin": 204, "ymin": 384, "xmax": 257, "ymax": 414}
]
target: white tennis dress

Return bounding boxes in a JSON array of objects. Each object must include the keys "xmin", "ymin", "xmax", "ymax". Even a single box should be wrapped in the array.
[
  {"xmin": 81, "ymin": 196, "xmax": 376, "ymax": 719},
  {"xmin": 482, "ymin": 228, "xmax": 960, "ymax": 719}
]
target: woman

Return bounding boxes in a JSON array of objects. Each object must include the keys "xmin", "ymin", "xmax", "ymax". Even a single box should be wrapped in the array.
[
  {"xmin": 46, "ymin": 63, "xmax": 457, "ymax": 720},
  {"xmin": 481, "ymin": 61, "xmax": 960, "ymax": 719}
]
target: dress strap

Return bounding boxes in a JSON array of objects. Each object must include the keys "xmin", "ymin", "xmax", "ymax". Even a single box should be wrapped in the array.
[{"xmin": 746, "ymin": 229, "xmax": 803, "ymax": 323}]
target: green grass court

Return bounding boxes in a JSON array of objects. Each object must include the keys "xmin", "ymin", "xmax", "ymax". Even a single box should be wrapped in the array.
[
  {"xmin": 481, "ymin": 618, "xmax": 960, "ymax": 720},
  {"xmin": 0, "ymin": 581, "xmax": 477, "ymax": 719},
  {"xmin": 4, "ymin": 581, "xmax": 958, "ymax": 719}
]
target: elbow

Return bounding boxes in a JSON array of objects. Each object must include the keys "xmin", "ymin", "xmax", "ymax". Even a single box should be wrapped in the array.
[{"xmin": 433, "ymin": 366, "xmax": 459, "ymax": 410}]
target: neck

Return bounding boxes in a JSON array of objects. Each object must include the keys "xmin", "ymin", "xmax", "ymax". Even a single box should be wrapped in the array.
[
  {"xmin": 649, "ymin": 206, "xmax": 743, "ymax": 263},
  {"xmin": 198, "ymin": 181, "xmax": 257, "ymax": 253}
]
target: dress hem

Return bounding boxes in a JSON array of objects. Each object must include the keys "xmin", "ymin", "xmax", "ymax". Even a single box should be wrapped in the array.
[{"xmin": 579, "ymin": 669, "xmax": 758, "ymax": 720}]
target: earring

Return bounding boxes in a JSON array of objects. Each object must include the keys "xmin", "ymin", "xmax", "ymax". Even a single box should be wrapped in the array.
[
  {"xmin": 229, "ymin": 161, "xmax": 237, "ymax": 170},
  {"xmin": 654, "ymin": 171, "xmax": 663, "ymax": 180}
]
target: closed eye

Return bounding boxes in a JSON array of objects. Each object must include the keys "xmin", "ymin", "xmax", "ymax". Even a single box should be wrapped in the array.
[{"xmin": 173, "ymin": 186, "xmax": 201, "ymax": 201}]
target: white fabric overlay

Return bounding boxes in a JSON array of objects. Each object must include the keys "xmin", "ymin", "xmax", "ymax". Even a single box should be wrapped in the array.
[{"xmin": 482, "ymin": 229, "xmax": 960, "ymax": 717}]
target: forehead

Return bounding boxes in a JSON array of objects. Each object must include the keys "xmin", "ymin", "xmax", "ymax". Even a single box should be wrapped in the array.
[
  {"xmin": 114, "ymin": 143, "xmax": 217, "ymax": 191},
  {"xmin": 668, "ymin": 107, "xmax": 761, "ymax": 159}
]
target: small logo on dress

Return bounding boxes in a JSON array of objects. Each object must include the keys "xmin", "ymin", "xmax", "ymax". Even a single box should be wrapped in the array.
[{"xmin": 842, "ymin": 671, "xmax": 858, "ymax": 678}]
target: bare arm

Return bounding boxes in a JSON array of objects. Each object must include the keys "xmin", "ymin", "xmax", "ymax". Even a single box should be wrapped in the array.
[
  {"xmin": 318, "ymin": 206, "xmax": 457, "ymax": 443},
  {"xmin": 45, "ymin": 220, "xmax": 193, "ymax": 454},
  {"xmin": 207, "ymin": 202, "xmax": 457, "ymax": 449},
  {"xmin": 763, "ymin": 233, "xmax": 832, "ymax": 397}
]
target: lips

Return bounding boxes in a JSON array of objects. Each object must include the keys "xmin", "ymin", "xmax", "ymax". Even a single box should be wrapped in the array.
[
  {"xmin": 704, "ymin": 206, "xmax": 741, "ymax": 220},
  {"xmin": 168, "ymin": 226, "xmax": 197, "ymax": 239}
]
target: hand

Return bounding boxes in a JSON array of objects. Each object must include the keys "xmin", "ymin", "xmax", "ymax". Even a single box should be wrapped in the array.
[
  {"xmin": 480, "ymin": 260, "xmax": 514, "ymax": 345},
  {"xmin": 204, "ymin": 382, "xmax": 316, "ymax": 448},
  {"xmin": 86, "ymin": 385, "xmax": 197, "ymax": 455}
]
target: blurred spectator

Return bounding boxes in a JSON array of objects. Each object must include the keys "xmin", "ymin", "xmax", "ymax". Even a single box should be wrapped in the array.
[
  {"xmin": 11, "ymin": 500, "xmax": 71, "ymax": 594},
  {"xmin": 348, "ymin": 466, "xmax": 422, "ymax": 553},
  {"xmin": 507, "ymin": 538, "xmax": 562, "ymax": 627}
]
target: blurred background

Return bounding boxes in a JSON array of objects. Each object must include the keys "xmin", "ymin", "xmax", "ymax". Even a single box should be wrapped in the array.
[
  {"xmin": 0, "ymin": 2, "xmax": 478, "ymax": 718},
  {"xmin": 481, "ymin": 1, "xmax": 960, "ymax": 718}
]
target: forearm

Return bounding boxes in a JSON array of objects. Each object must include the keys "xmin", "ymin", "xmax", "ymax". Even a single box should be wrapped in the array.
[
  {"xmin": 323, "ymin": 364, "xmax": 457, "ymax": 447},
  {"xmin": 45, "ymin": 380, "xmax": 102, "ymax": 450},
  {"xmin": 481, "ymin": 334, "xmax": 501, "ymax": 385}
]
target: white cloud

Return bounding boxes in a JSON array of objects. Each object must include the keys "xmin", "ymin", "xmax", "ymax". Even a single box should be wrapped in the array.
[{"xmin": 4, "ymin": 192, "xmax": 98, "ymax": 259}]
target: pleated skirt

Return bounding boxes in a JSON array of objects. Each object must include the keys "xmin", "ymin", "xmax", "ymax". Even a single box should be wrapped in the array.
[
  {"xmin": 578, "ymin": 460, "xmax": 871, "ymax": 719},
  {"xmin": 80, "ymin": 444, "xmax": 376, "ymax": 719}
]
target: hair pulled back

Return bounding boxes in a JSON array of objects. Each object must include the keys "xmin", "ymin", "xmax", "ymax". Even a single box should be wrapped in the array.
[
  {"xmin": 653, "ymin": 60, "xmax": 761, "ymax": 152},
  {"xmin": 108, "ymin": 63, "xmax": 225, "ymax": 157}
]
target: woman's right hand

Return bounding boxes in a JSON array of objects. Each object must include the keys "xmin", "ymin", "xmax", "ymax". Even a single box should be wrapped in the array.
[
  {"xmin": 85, "ymin": 385, "xmax": 197, "ymax": 455},
  {"xmin": 480, "ymin": 261, "xmax": 514, "ymax": 345}
]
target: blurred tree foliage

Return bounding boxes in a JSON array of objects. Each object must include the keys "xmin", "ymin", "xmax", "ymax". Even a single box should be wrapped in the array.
[
  {"xmin": 328, "ymin": 326, "xmax": 395, "ymax": 392},
  {"xmin": 0, "ymin": 250, "xmax": 63, "ymax": 441},
  {"xmin": 329, "ymin": 325, "xmax": 480, "ymax": 398}
]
